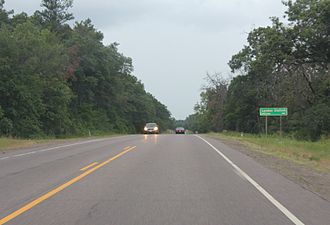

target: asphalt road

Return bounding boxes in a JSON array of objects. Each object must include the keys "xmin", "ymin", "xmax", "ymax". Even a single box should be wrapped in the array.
[{"xmin": 0, "ymin": 134, "xmax": 329, "ymax": 225}]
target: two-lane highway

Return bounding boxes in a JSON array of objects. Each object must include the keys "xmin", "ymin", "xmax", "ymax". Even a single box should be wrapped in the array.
[{"xmin": 0, "ymin": 135, "xmax": 329, "ymax": 225}]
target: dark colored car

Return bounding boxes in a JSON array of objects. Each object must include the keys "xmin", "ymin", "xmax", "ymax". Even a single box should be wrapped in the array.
[
  {"xmin": 175, "ymin": 127, "xmax": 185, "ymax": 134},
  {"xmin": 144, "ymin": 123, "xmax": 159, "ymax": 134}
]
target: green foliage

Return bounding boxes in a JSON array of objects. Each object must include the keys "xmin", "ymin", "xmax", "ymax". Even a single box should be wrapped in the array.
[
  {"xmin": 294, "ymin": 103, "xmax": 330, "ymax": 141},
  {"xmin": 0, "ymin": 1, "xmax": 172, "ymax": 138},
  {"xmin": 187, "ymin": 0, "xmax": 329, "ymax": 140},
  {"xmin": 0, "ymin": 19, "xmax": 70, "ymax": 137},
  {"xmin": 224, "ymin": 75, "xmax": 259, "ymax": 133},
  {"xmin": 229, "ymin": 0, "xmax": 330, "ymax": 140},
  {"xmin": 185, "ymin": 113, "xmax": 209, "ymax": 133},
  {"xmin": 35, "ymin": 0, "xmax": 74, "ymax": 32},
  {"xmin": 0, "ymin": 0, "xmax": 13, "ymax": 27},
  {"xmin": 184, "ymin": 73, "xmax": 228, "ymax": 133},
  {"xmin": 0, "ymin": 117, "xmax": 13, "ymax": 135}
]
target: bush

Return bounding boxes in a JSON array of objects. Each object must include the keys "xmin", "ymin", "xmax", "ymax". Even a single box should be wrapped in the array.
[
  {"xmin": 0, "ymin": 117, "xmax": 13, "ymax": 136},
  {"xmin": 294, "ymin": 103, "xmax": 330, "ymax": 141}
]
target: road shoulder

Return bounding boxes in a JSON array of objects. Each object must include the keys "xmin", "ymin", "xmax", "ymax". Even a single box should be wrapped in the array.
[{"xmin": 207, "ymin": 134, "xmax": 330, "ymax": 202}]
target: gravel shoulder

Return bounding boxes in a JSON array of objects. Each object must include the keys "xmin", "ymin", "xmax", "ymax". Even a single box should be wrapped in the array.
[{"xmin": 208, "ymin": 135, "xmax": 330, "ymax": 202}]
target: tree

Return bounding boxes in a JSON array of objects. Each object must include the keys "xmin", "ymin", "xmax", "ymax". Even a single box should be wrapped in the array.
[
  {"xmin": 224, "ymin": 75, "xmax": 259, "ymax": 133},
  {"xmin": 35, "ymin": 0, "xmax": 74, "ymax": 32},
  {"xmin": 189, "ymin": 0, "xmax": 329, "ymax": 139},
  {"xmin": 0, "ymin": 0, "xmax": 13, "ymax": 26},
  {"xmin": 0, "ymin": 1, "xmax": 173, "ymax": 137},
  {"xmin": 0, "ymin": 20, "xmax": 72, "ymax": 137},
  {"xmin": 188, "ymin": 73, "xmax": 228, "ymax": 133}
]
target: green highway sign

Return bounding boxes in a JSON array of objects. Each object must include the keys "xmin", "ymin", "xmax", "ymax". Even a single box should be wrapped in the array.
[{"xmin": 259, "ymin": 108, "xmax": 288, "ymax": 116}]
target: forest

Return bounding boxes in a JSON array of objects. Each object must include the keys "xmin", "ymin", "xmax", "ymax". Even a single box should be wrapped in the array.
[
  {"xmin": 0, "ymin": 0, "xmax": 173, "ymax": 138},
  {"xmin": 185, "ymin": 0, "xmax": 329, "ymax": 141}
]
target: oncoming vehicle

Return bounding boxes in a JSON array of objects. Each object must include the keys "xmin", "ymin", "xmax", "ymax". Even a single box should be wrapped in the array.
[
  {"xmin": 175, "ymin": 127, "xmax": 185, "ymax": 134},
  {"xmin": 143, "ymin": 123, "xmax": 159, "ymax": 134}
]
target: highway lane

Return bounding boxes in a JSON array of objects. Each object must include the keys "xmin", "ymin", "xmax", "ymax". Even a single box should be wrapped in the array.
[{"xmin": 0, "ymin": 134, "xmax": 329, "ymax": 225}]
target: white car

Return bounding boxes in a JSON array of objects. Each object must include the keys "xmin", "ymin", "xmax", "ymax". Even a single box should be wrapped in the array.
[{"xmin": 143, "ymin": 123, "xmax": 159, "ymax": 134}]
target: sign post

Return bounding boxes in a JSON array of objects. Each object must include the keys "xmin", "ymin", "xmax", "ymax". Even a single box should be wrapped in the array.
[
  {"xmin": 259, "ymin": 108, "xmax": 288, "ymax": 136},
  {"xmin": 280, "ymin": 116, "xmax": 282, "ymax": 138},
  {"xmin": 265, "ymin": 116, "xmax": 268, "ymax": 136}
]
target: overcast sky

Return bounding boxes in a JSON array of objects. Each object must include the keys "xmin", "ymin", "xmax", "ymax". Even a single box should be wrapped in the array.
[{"xmin": 4, "ymin": 0, "xmax": 286, "ymax": 119}]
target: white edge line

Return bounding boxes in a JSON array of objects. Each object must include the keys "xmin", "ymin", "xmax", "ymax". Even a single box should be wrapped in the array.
[
  {"xmin": 0, "ymin": 138, "xmax": 110, "ymax": 161},
  {"xmin": 195, "ymin": 135, "xmax": 305, "ymax": 225},
  {"xmin": 0, "ymin": 156, "xmax": 9, "ymax": 160}
]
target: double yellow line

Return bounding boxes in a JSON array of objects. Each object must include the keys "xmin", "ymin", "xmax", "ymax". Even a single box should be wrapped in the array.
[{"xmin": 0, "ymin": 146, "xmax": 136, "ymax": 225}]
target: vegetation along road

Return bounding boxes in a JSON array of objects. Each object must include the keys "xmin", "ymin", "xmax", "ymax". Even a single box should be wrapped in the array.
[{"xmin": 0, "ymin": 0, "xmax": 329, "ymax": 224}]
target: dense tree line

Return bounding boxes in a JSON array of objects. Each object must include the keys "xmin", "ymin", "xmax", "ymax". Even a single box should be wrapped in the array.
[
  {"xmin": 185, "ymin": 0, "xmax": 329, "ymax": 141},
  {"xmin": 0, "ymin": 0, "xmax": 173, "ymax": 138}
]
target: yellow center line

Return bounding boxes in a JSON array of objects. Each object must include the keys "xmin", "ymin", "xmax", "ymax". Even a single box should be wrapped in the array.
[
  {"xmin": 0, "ymin": 146, "xmax": 136, "ymax": 225},
  {"xmin": 124, "ymin": 146, "xmax": 131, "ymax": 150},
  {"xmin": 80, "ymin": 162, "xmax": 99, "ymax": 171}
]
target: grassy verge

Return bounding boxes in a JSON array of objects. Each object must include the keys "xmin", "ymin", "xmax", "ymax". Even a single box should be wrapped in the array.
[
  {"xmin": 0, "ymin": 133, "xmax": 121, "ymax": 151},
  {"xmin": 208, "ymin": 132, "xmax": 330, "ymax": 172},
  {"xmin": 0, "ymin": 138, "xmax": 38, "ymax": 150}
]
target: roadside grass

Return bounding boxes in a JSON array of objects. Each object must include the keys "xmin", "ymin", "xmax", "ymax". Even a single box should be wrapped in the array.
[
  {"xmin": 0, "ymin": 132, "xmax": 121, "ymax": 151},
  {"xmin": 0, "ymin": 138, "xmax": 38, "ymax": 150},
  {"xmin": 208, "ymin": 132, "xmax": 330, "ymax": 172}
]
